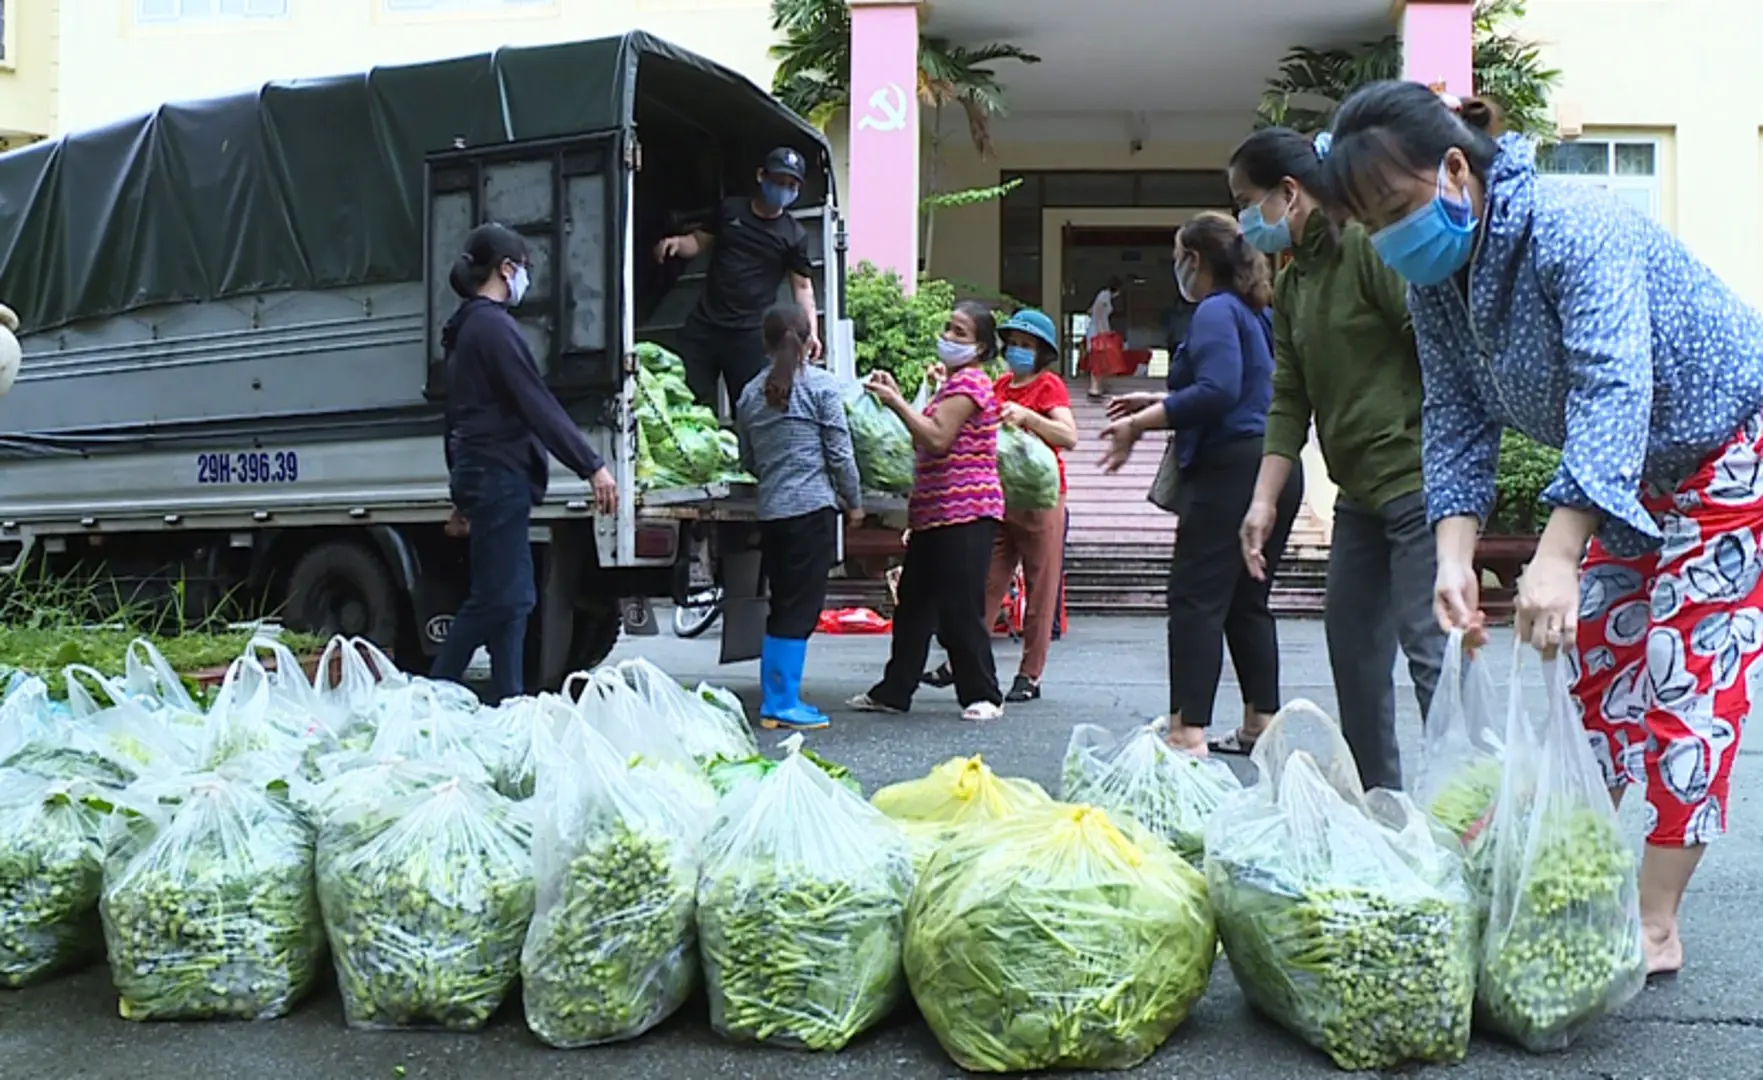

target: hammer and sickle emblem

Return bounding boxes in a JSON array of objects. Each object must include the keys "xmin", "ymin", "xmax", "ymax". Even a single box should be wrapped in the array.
[{"xmin": 857, "ymin": 83, "xmax": 909, "ymax": 132}]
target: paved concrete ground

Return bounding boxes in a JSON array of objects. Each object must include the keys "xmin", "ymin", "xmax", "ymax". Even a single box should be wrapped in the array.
[{"xmin": 6, "ymin": 618, "xmax": 1761, "ymax": 1080}]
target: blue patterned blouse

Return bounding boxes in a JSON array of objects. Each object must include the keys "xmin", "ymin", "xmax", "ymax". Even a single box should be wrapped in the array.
[{"xmin": 1410, "ymin": 133, "xmax": 1763, "ymax": 556}]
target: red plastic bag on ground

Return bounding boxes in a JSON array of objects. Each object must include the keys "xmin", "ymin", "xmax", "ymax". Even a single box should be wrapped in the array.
[
  {"xmin": 1081, "ymin": 332, "xmax": 1130, "ymax": 378},
  {"xmin": 817, "ymin": 608, "xmax": 892, "ymax": 635}
]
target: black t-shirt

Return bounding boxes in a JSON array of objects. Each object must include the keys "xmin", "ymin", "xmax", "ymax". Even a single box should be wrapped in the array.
[{"xmin": 693, "ymin": 196, "xmax": 813, "ymax": 331}]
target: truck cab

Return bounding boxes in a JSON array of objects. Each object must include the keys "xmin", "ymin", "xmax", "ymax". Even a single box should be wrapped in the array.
[{"xmin": 0, "ymin": 33, "xmax": 850, "ymax": 687}]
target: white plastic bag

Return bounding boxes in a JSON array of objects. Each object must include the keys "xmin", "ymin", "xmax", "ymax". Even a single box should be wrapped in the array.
[
  {"xmin": 485, "ymin": 693, "xmax": 574, "ymax": 800},
  {"xmin": 366, "ymin": 681, "xmax": 500, "ymax": 775},
  {"xmin": 196, "ymin": 656, "xmax": 315, "ymax": 770},
  {"xmin": 1060, "ymin": 717, "xmax": 1242, "ymax": 865},
  {"xmin": 313, "ymin": 634, "xmax": 409, "ymax": 734},
  {"xmin": 615, "ymin": 658, "xmax": 757, "ymax": 763},
  {"xmin": 1476, "ymin": 651, "xmax": 1644, "ymax": 1051},
  {"xmin": 1204, "ymin": 701, "xmax": 1476, "ymax": 1070},
  {"xmin": 100, "ymin": 767, "xmax": 323, "ymax": 1020},
  {"xmin": 120, "ymin": 639, "xmax": 205, "ymax": 726},
  {"xmin": 1416, "ymin": 630, "xmax": 1506, "ymax": 845},
  {"xmin": 697, "ymin": 735, "xmax": 913, "ymax": 1050},
  {"xmin": 316, "ymin": 767, "xmax": 534, "ymax": 1030},
  {"xmin": 0, "ymin": 769, "xmax": 109, "ymax": 986},
  {"xmin": 522, "ymin": 708, "xmax": 714, "ymax": 1046}
]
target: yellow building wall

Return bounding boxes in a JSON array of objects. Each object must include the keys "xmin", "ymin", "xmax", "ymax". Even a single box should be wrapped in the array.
[
  {"xmin": 55, "ymin": 0, "xmax": 777, "ymax": 133},
  {"xmin": 1522, "ymin": 0, "xmax": 1763, "ymax": 304},
  {"xmin": 0, "ymin": 0, "xmax": 62, "ymax": 143}
]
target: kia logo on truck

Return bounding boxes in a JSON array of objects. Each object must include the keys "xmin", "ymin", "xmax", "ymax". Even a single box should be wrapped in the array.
[{"xmin": 425, "ymin": 614, "xmax": 453, "ymax": 643}]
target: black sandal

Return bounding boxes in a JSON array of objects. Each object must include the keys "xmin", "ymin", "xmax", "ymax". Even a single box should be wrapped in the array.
[
  {"xmin": 920, "ymin": 663, "xmax": 955, "ymax": 689},
  {"xmin": 1005, "ymin": 675, "xmax": 1041, "ymax": 703}
]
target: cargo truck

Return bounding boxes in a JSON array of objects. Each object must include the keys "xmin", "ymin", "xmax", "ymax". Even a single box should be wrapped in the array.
[{"xmin": 0, "ymin": 32, "xmax": 859, "ymax": 688}]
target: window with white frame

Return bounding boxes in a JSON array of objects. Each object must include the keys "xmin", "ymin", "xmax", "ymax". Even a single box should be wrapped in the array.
[
  {"xmin": 380, "ymin": 0, "xmax": 555, "ymax": 12},
  {"xmin": 135, "ymin": 0, "xmax": 290, "ymax": 22},
  {"xmin": 1536, "ymin": 139, "xmax": 1660, "ymax": 220}
]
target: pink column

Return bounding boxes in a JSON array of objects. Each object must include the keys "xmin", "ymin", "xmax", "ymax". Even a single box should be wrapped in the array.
[
  {"xmin": 1401, "ymin": 0, "xmax": 1475, "ymax": 98},
  {"xmin": 847, "ymin": 0, "xmax": 921, "ymax": 288}
]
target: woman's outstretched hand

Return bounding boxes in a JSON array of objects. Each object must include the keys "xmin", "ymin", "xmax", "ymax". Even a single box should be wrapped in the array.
[{"xmin": 1097, "ymin": 418, "xmax": 1141, "ymax": 474}]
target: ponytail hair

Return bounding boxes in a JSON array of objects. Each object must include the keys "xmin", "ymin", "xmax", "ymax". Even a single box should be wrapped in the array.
[
  {"xmin": 1320, "ymin": 80, "xmax": 1504, "ymax": 221},
  {"xmin": 449, "ymin": 222, "xmax": 529, "ymax": 300},
  {"xmin": 761, "ymin": 302, "xmax": 812, "ymax": 408},
  {"xmin": 1177, "ymin": 211, "xmax": 1273, "ymax": 311}
]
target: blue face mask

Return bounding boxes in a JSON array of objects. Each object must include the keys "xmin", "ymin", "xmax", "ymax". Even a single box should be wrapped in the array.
[
  {"xmin": 1239, "ymin": 194, "xmax": 1293, "ymax": 255},
  {"xmin": 1370, "ymin": 161, "xmax": 1479, "ymax": 287},
  {"xmin": 1004, "ymin": 345, "xmax": 1037, "ymax": 374},
  {"xmin": 761, "ymin": 181, "xmax": 799, "ymax": 211}
]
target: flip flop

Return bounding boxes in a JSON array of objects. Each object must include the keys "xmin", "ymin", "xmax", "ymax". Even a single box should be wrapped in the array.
[
  {"xmin": 1208, "ymin": 728, "xmax": 1260, "ymax": 756},
  {"xmin": 920, "ymin": 664, "xmax": 955, "ymax": 689}
]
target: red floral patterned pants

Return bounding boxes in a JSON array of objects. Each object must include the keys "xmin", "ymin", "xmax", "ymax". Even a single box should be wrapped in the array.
[{"xmin": 1572, "ymin": 415, "xmax": 1763, "ymax": 847}]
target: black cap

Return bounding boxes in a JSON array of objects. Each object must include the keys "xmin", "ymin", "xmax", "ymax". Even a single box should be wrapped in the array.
[{"xmin": 763, "ymin": 146, "xmax": 807, "ymax": 182}]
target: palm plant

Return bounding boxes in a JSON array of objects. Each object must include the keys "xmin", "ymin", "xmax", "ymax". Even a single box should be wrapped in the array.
[
  {"xmin": 1256, "ymin": 0, "xmax": 1560, "ymax": 136},
  {"xmin": 768, "ymin": 0, "xmax": 1039, "ymax": 270}
]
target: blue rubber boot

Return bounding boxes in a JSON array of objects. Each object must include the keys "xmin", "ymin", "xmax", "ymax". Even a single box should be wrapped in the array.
[{"xmin": 760, "ymin": 635, "xmax": 829, "ymax": 730}]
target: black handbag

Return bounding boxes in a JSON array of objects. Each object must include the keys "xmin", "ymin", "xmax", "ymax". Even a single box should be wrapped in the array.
[{"xmin": 1147, "ymin": 434, "xmax": 1181, "ymax": 514}]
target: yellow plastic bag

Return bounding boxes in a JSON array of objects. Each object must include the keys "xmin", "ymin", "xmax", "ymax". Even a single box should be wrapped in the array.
[
  {"xmin": 870, "ymin": 756, "xmax": 1051, "ymax": 873},
  {"xmin": 905, "ymin": 803, "xmax": 1215, "ymax": 1072}
]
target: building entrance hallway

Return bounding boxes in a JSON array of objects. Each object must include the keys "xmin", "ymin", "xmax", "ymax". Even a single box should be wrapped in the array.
[{"xmin": 1060, "ymin": 225, "xmax": 1190, "ymax": 380}]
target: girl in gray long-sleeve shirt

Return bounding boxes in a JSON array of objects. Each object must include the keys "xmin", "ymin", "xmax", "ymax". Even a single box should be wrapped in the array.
[{"xmin": 735, "ymin": 303, "xmax": 862, "ymax": 731}]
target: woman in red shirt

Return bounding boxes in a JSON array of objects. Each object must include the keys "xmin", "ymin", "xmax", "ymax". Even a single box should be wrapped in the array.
[{"xmin": 925, "ymin": 308, "xmax": 1076, "ymax": 701}]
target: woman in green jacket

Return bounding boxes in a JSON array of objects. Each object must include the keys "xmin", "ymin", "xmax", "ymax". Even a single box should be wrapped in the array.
[{"xmin": 1225, "ymin": 127, "xmax": 1446, "ymax": 792}]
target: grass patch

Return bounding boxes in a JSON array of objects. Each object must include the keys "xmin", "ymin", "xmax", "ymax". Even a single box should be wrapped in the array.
[{"xmin": 0, "ymin": 564, "xmax": 323, "ymax": 682}]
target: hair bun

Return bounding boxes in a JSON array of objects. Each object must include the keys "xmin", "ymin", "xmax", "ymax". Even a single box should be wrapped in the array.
[{"xmin": 1456, "ymin": 97, "xmax": 1501, "ymax": 134}]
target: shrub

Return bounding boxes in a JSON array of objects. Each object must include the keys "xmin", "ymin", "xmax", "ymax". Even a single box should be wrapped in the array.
[
  {"xmin": 846, "ymin": 264, "xmax": 956, "ymax": 401},
  {"xmin": 1490, "ymin": 430, "xmax": 1561, "ymax": 535}
]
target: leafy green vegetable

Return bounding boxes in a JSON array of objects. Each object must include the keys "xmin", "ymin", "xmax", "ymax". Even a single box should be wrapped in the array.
[
  {"xmin": 997, "ymin": 426, "xmax": 1060, "ymax": 511},
  {"xmin": 906, "ymin": 804, "xmax": 1215, "ymax": 1072},
  {"xmin": 697, "ymin": 742, "xmax": 913, "ymax": 1050},
  {"xmin": 633, "ymin": 342, "xmax": 752, "ymax": 491},
  {"xmin": 0, "ymin": 771, "xmax": 109, "ymax": 986},
  {"xmin": 705, "ymin": 748, "xmax": 861, "ymax": 800},
  {"xmin": 1427, "ymin": 758, "xmax": 1501, "ymax": 842},
  {"xmin": 845, "ymin": 388, "xmax": 916, "ymax": 497},
  {"xmin": 101, "ymin": 773, "xmax": 324, "ymax": 1021},
  {"xmin": 1061, "ymin": 721, "xmax": 1242, "ymax": 865},
  {"xmin": 1205, "ymin": 705, "xmax": 1475, "ymax": 1070},
  {"xmin": 317, "ymin": 772, "xmax": 534, "ymax": 1031}
]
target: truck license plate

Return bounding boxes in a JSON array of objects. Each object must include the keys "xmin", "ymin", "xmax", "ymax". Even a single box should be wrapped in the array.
[{"xmin": 195, "ymin": 450, "xmax": 300, "ymax": 485}]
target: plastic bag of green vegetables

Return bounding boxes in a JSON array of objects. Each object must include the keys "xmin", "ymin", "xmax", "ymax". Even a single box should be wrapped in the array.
[
  {"xmin": 483, "ymin": 693, "xmax": 576, "ymax": 800},
  {"xmin": 698, "ymin": 735, "xmax": 913, "ymax": 1050},
  {"xmin": 615, "ymin": 658, "xmax": 758, "ymax": 764},
  {"xmin": 118, "ymin": 638, "xmax": 206, "ymax": 728},
  {"xmin": 313, "ymin": 635, "xmax": 411, "ymax": 735},
  {"xmin": 1476, "ymin": 649, "xmax": 1643, "ymax": 1052},
  {"xmin": 100, "ymin": 762, "xmax": 324, "ymax": 1020},
  {"xmin": 365, "ymin": 682, "xmax": 502, "ymax": 777},
  {"xmin": 842, "ymin": 380, "xmax": 915, "ymax": 497},
  {"xmin": 193, "ymin": 655, "xmax": 332, "ymax": 772},
  {"xmin": 906, "ymin": 802, "xmax": 1215, "ymax": 1072},
  {"xmin": 568, "ymin": 670, "xmax": 720, "ymax": 828},
  {"xmin": 870, "ymin": 755, "xmax": 1052, "ymax": 875},
  {"xmin": 633, "ymin": 341, "xmax": 750, "ymax": 489},
  {"xmin": 1204, "ymin": 701, "xmax": 1476, "ymax": 1071},
  {"xmin": 1416, "ymin": 629, "xmax": 1506, "ymax": 845},
  {"xmin": 4, "ymin": 674, "xmax": 191, "ymax": 788},
  {"xmin": 1061, "ymin": 717, "xmax": 1242, "ymax": 865},
  {"xmin": 706, "ymin": 746, "xmax": 861, "ymax": 801},
  {"xmin": 0, "ymin": 770, "xmax": 110, "ymax": 986},
  {"xmin": 317, "ymin": 765, "xmax": 534, "ymax": 1031},
  {"xmin": 998, "ymin": 426, "xmax": 1060, "ymax": 511},
  {"xmin": 521, "ymin": 707, "xmax": 715, "ymax": 1046}
]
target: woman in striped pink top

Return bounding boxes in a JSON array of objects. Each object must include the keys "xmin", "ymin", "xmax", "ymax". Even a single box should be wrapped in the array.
[{"xmin": 850, "ymin": 301, "xmax": 1007, "ymax": 721}]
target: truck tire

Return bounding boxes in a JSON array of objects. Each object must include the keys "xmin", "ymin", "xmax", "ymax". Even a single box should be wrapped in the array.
[{"xmin": 285, "ymin": 541, "xmax": 402, "ymax": 649}]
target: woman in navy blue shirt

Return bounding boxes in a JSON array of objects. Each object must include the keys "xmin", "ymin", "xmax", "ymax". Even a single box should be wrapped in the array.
[{"xmin": 1101, "ymin": 211, "xmax": 1304, "ymax": 755}]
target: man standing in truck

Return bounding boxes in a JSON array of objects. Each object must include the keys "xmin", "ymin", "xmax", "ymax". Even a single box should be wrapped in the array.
[{"xmin": 654, "ymin": 147, "xmax": 822, "ymax": 411}]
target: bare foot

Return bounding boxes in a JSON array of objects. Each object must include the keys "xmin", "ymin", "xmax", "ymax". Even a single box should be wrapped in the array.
[
  {"xmin": 1643, "ymin": 920, "xmax": 1684, "ymax": 976},
  {"xmin": 1163, "ymin": 722, "xmax": 1209, "ymax": 758}
]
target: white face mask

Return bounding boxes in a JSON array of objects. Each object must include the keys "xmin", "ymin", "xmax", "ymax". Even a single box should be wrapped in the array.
[
  {"xmin": 1174, "ymin": 254, "xmax": 1199, "ymax": 304},
  {"xmin": 936, "ymin": 337, "xmax": 979, "ymax": 365},
  {"xmin": 506, "ymin": 264, "xmax": 530, "ymax": 307}
]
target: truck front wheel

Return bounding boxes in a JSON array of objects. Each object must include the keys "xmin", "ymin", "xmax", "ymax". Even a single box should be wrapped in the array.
[{"xmin": 284, "ymin": 540, "xmax": 402, "ymax": 649}]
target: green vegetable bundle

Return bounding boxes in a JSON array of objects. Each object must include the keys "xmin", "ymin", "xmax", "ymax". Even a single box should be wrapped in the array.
[
  {"xmin": 0, "ymin": 770, "xmax": 109, "ymax": 986},
  {"xmin": 1475, "ymin": 651, "xmax": 1643, "ymax": 1052},
  {"xmin": 706, "ymin": 748, "xmax": 861, "ymax": 800},
  {"xmin": 906, "ymin": 803, "xmax": 1215, "ymax": 1072},
  {"xmin": 633, "ymin": 341, "xmax": 752, "ymax": 491},
  {"xmin": 697, "ymin": 738, "xmax": 913, "ymax": 1050},
  {"xmin": 317, "ymin": 770, "xmax": 534, "ymax": 1031},
  {"xmin": 1205, "ymin": 702, "xmax": 1475, "ymax": 1071},
  {"xmin": 484, "ymin": 694, "xmax": 576, "ymax": 801},
  {"xmin": 100, "ymin": 770, "xmax": 323, "ymax": 1020},
  {"xmin": 844, "ymin": 386, "xmax": 915, "ymax": 496},
  {"xmin": 1416, "ymin": 630, "xmax": 1506, "ymax": 846},
  {"xmin": 870, "ymin": 755, "xmax": 1051, "ymax": 876},
  {"xmin": 998, "ymin": 426, "xmax": 1060, "ymax": 511},
  {"xmin": 1061, "ymin": 719, "xmax": 1242, "ymax": 865},
  {"xmin": 522, "ymin": 717, "xmax": 714, "ymax": 1047}
]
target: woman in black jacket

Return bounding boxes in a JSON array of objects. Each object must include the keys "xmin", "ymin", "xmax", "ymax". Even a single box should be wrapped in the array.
[{"xmin": 431, "ymin": 223, "xmax": 618, "ymax": 703}]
